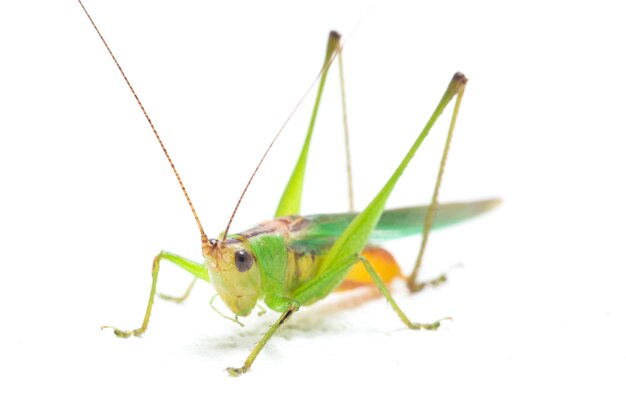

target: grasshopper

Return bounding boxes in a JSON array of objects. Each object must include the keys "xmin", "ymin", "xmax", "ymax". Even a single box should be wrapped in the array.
[{"xmin": 78, "ymin": 0, "xmax": 499, "ymax": 376}]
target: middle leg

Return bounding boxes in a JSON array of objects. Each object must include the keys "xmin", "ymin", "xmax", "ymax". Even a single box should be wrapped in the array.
[{"xmin": 360, "ymin": 256, "xmax": 450, "ymax": 330}]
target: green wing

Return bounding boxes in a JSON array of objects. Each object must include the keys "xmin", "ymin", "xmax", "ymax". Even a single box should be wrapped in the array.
[{"xmin": 292, "ymin": 199, "xmax": 500, "ymax": 251}]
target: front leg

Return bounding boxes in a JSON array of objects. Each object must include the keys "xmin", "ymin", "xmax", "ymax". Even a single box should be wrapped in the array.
[
  {"xmin": 227, "ymin": 302, "xmax": 299, "ymax": 377},
  {"xmin": 102, "ymin": 251, "xmax": 208, "ymax": 338},
  {"xmin": 158, "ymin": 277, "xmax": 197, "ymax": 303}
]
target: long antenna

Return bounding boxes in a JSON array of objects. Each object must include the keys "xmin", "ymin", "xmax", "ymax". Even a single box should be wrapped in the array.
[
  {"xmin": 220, "ymin": 33, "xmax": 342, "ymax": 241},
  {"xmin": 77, "ymin": 0, "xmax": 208, "ymax": 246}
]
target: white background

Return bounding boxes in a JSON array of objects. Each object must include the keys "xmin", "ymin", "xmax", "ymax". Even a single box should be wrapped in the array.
[{"xmin": 1, "ymin": 0, "xmax": 624, "ymax": 415}]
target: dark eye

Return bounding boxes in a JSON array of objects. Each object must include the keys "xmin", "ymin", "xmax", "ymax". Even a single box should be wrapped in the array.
[{"xmin": 234, "ymin": 249, "xmax": 253, "ymax": 272}]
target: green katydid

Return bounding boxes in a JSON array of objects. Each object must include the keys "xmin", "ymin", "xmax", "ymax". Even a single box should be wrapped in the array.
[{"xmin": 78, "ymin": 0, "xmax": 499, "ymax": 376}]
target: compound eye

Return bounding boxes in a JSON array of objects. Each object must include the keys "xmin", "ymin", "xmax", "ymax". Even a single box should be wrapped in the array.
[{"xmin": 234, "ymin": 249, "xmax": 253, "ymax": 272}]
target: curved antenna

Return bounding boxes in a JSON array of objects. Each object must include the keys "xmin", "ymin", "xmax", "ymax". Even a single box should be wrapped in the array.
[
  {"xmin": 221, "ymin": 32, "xmax": 342, "ymax": 241},
  {"xmin": 77, "ymin": 0, "xmax": 208, "ymax": 246}
]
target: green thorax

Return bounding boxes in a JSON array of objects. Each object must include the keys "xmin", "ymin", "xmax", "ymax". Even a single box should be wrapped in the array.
[{"xmin": 230, "ymin": 217, "xmax": 325, "ymax": 313}]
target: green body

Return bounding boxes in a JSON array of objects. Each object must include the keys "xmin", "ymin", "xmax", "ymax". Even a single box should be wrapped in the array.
[
  {"xmin": 202, "ymin": 200, "xmax": 498, "ymax": 315},
  {"xmin": 200, "ymin": 72, "xmax": 474, "ymax": 320}
]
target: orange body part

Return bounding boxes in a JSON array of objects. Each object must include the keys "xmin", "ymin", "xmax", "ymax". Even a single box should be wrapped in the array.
[{"xmin": 337, "ymin": 247, "xmax": 404, "ymax": 291}]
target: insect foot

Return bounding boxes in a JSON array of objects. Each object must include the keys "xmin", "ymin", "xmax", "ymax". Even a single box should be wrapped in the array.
[
  {"xmin": 408, "ymin": 274, "xmax": 448, "ymax": 293},
  {"xmin": 408, "ymin": 317, "xmax": 452, "ymax": 330},
  {"xmin": 226, "ymin": 366, "xmax": 248, "ymax": 377},
  {"xmin": 100, "ymin": 325, "xmax": 145, "ymax": 338}
]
